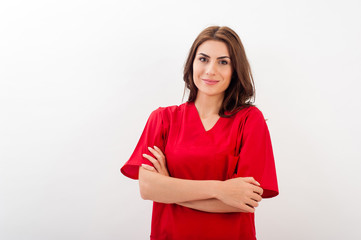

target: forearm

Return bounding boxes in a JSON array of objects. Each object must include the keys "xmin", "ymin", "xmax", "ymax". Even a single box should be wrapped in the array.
[
  {"xmin": 139, "ymin": 166, "xmax": 219, "ymax": 204},
  {"xmin": 177, "ymin": 199, "xmax": 247, "ymax": 213}
]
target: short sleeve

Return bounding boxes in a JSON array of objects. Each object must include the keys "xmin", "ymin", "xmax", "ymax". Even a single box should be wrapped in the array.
[
  {"xmin": 120, "ymin": 107, "xmax": 169, "ymax": 180},
  {"xmin": 233, "ymin": 107, "xmax": 279, "ymax": 198}
]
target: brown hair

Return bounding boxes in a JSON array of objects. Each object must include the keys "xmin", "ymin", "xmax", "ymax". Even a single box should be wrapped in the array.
[{"xmin": 183, "ymin": 26, "xmax": 255, "ymax": 117}]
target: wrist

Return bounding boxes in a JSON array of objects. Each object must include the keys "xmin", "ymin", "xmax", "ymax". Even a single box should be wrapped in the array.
[{"xmin": 209, "ymin": 180, "xmax": 222, "ymax": 199}]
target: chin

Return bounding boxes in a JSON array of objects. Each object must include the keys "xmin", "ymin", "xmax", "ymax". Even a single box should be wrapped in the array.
[{"xmin": 197, "ymin": 89, "xmax": 225, "ymax": 98}]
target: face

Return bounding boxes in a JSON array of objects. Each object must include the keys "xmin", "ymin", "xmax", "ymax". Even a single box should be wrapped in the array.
[{"xmin": 192, "ymin": 40, "xmax": 233, "ymax": 99}]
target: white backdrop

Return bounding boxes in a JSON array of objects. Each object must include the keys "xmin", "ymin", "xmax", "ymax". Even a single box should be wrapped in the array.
[{"xmin": 1, "ymin": 0, "xmax": 361, "ymax": 239}]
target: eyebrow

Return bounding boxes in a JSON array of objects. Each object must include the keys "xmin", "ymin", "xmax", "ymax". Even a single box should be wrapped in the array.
[{"xmin": 198, "ymin": 53, "xmax": 231, "ymax": 59}]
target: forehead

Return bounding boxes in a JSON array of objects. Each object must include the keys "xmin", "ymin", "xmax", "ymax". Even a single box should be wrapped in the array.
[{"xmin": 196, "ymin": 40, "xmax": 230, "ymax": 56}]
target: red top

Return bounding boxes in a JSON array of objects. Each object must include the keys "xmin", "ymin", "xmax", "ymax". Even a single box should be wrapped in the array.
[{"xmin": 121, "ymin": 101, "xmax": 279, "ymax": 240}]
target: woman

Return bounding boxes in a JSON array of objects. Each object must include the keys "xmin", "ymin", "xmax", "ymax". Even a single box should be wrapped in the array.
[{"xmin": 121, "ymin": 26, "xmax": 279, "ymax": 240}]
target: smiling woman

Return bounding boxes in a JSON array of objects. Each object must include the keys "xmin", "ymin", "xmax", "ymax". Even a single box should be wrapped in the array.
[
  {"xmin": 192, "ymin": 40, "xmax": 233, "ymax": 100},
  {"xmin": 120, "ymin": 26, "xmax": 279, "ymax": 240},
  {"xmin": 183, "ymin": 26, "xmax": 256, "ymax": 118}
]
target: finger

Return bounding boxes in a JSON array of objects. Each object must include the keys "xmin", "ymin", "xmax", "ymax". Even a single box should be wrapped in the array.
[
  {"xmin": 148, "ymin": 147, "xmax": 162, "ymax": 160},
  {"xmin": 251, "ymin": 192, "xmax": 262, "ymax": 203},
  {"xmin": 248, "ymin": 198, "xmax": 259, "ymax": 208},
  {"xmin": 153, "ymin": 146, "xmax": 165, "ymax": 159},
  {"xmin": 152, "ymin": 146, "xmax": 166, "ymax": 167},
  {"xmin": 141, "ymin": 164, "xmax": 157, "ymax": 172},
  {"xmin": 245, "ymin": 177, "xmax": 260, "ymax": 186},
  {"xmin": 245, "ymin": 195, "xmax": 260, "ymax": 208},
  {"xmin": 142, "ymin": 154, "xmax": 161, "ymax": 172},
  {"xmin": 252, "ymin": 185, "xmax": 264, "ymax": 196},
  {"xmin": 244, "ymin": 204, "xmax": 255, "ymax": 213}
]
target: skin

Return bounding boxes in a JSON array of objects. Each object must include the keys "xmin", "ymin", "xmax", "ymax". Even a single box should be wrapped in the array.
[
  {"xmin": 193, "ymin": 40, "xmax": 233, "ymax": 130},
  {"xmin": 138, "ymin": 40, "xmax": 263, "ymax": 213}
]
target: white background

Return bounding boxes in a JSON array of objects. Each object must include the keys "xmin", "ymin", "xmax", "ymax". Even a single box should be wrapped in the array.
[{"xmin": 1, "ymin": 0, "xmax": 361, "ymax": 239}]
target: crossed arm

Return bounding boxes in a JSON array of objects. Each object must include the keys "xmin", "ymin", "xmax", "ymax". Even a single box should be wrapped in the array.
[{"xmin": 138, "ymin": 146, "xmax": 263, "ymax": 213}]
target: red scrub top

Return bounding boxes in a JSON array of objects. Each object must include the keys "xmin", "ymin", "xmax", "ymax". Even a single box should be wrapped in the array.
[{"xmin": 121, "ymin": 101, "xmax": 279, "ymax": 240}]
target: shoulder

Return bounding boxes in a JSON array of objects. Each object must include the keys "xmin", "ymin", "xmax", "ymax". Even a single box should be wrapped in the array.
[
  {"xmin": 241, "ymin": 106, "xmax": 271, "ymax": 136},
  {"xmin": 148, "ymin": 102, "xmax": 187, "ymax": 120},
  {"xmin": 245, "ymin": 106, "xmax": 266, "ymax": 121},
  {"xmin": 232, "ymin": 105, "xmax": 265, "ymax": 122},
  {"xmin": 229, "ymin": 105, "xmax": 270, "ymax": 134}
]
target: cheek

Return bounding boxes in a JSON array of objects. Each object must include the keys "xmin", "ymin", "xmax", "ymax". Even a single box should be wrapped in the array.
[
  {"xmin": 193, "ymin": 63, "xmax": 202, "ymax": 79},
  {"xmin": 223, "ymin": 68, "xmax": 233, "ymax": 81},
  {"xmin": 228, "ymin": 71, "xmax": 233, "ymax": 81}
]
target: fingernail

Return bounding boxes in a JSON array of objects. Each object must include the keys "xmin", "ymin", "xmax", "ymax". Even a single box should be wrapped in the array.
[{"xmin": 147, "ymin": 147, "xmax": 151, "ymax": 150}]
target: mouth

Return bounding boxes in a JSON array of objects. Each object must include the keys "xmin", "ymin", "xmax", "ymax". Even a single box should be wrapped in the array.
[{"xmin": 202, "ymin": 79, "xmax": 219, "ymax": 85}]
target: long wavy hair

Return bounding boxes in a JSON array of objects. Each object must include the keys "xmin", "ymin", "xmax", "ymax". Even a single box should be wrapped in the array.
[{"xmin": 183, "ymin": 26, "xmax": 255, "ymax": 117}]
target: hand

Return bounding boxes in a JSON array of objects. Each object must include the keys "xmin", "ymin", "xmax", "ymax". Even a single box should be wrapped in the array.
[
  {"xmin": 141, "ymin": 146, "xmax": 170, "ymax": 177},
  {"xmin": 216, "ymin": 177, "xmax": 263, "ymax": 213}
]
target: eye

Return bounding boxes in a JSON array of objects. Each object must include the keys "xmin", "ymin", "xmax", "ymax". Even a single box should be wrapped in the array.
[
  {"xmin": 199, "ymin": 57, "xmax": 208, "ymax": 62},
  {"xmin": 220, "ymin": 60, "xmax": 228, "ymax": 65}
]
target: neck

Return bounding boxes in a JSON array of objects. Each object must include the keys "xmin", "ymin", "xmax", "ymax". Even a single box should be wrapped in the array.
[{"xmin": 194, "ymin": 92, "xmax": 224, "ymax": 117}]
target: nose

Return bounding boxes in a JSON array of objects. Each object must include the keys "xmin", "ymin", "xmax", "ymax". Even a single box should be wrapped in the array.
[{"xmin": 206, "ymin": 61, "xmax": 216, "ymax": 76}]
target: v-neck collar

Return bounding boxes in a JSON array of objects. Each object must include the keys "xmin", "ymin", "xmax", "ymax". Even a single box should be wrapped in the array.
[{"xmin": 188, "ymin": 101, "xmax": 223, "ymax": 133}]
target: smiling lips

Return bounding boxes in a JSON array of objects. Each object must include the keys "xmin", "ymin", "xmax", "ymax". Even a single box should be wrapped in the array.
[{"xmin": 202, "ymin": 79, "xmax": 219, "ymax": 85}]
